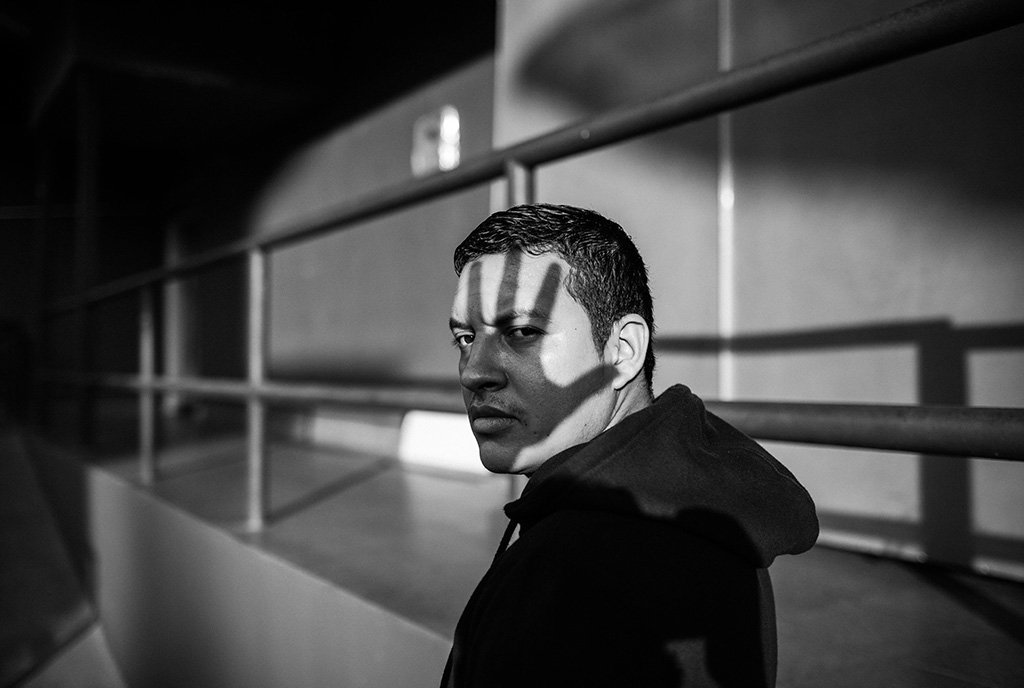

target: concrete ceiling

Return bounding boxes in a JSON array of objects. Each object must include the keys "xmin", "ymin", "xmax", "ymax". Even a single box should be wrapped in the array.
[{"xmin": 0, "ymin": 0, "xmax": 495, "ymax": 203}]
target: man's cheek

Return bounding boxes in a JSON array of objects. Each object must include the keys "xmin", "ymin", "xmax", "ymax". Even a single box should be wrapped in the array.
[
  {"xmin": 538, "ymin": 342, "xmax": 579, "ymax": 386},
  {"xmin": 541, "ymin": 356, "xmax": 596, "ymax": 389}
]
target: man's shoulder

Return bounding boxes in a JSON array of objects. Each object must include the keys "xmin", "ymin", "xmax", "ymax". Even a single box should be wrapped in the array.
[
  {"xmin": 508, "ymin": 508, "xmax": 756, "ymax": 588},
  {"xmin": 464, "ymin": 509, "xmax": 774, "ymax": 687}
]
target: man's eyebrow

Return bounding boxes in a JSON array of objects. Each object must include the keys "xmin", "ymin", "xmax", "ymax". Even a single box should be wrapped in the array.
[
  {"xmin": 487, "ymin": 309, "xmax": 552, "ymax": 329},
  {"xmin": 448, "ymin": 310, "xmax": 551, "ymax": 331},
  {"xmin": 493, "ymin": 309, "xmax": 552, "ymax": 327}
]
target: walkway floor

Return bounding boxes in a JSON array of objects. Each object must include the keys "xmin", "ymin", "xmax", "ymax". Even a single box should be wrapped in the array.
[{"xmin": 4, "ymin": 425, "xmax": 1024, "ymax": 687}]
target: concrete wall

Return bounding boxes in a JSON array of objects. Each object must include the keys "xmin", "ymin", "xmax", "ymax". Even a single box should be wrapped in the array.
[
  {"xmin": 154, "ymin": 56, "xmax": 496, "ymax": 471},
  {"xmin": 21, "ymin": 625, "xmax": 127, "ymax": 688},
  {"xmin": 251, "ymin": 57, "xmax": 494, "ymax": 385},
  {"xmin": 149, "ymin": 1, "xmax": 1022, "ymax": 577},
  {"xmin": 88, "ymin": 465, "xmax": 449, "ymax": 688},
  {"xmin": 494, "ymin": 0, "xmax": 1024, "ymax": 578}
]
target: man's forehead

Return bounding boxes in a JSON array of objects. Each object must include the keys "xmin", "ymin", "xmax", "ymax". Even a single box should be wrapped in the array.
[{"xmin": 451, "ymin": 251, "xmax": 567, "ymax": 320}]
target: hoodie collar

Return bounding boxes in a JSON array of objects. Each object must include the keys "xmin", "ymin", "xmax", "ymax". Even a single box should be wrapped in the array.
[{"xmin": 503, "ymin": 385, "xmax": 819, "ymax": 567}]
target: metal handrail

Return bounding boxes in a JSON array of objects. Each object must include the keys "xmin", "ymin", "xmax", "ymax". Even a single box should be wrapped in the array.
[
  {"xmin": 39, "ymin": 371, "xmax": 465, "ymax": 412},
  {"xmin": 46, "ymin": 0, "xmax": 1024, "ymax": 313},
  {"xmin": 33, "ymin": 0, "xmax": 1024, "ymax": 526},
  {"xmin": 704, "ymin": 401, "xmax": 1024, "ymax": 462},
  {"xmin": 35, "ymin": 369, "xmax": 1024, "ymax": 462}
]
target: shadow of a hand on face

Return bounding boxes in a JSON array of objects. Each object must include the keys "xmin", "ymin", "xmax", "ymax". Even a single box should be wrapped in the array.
[{"xmin": 458, "ymin": 251, "xmax": 619, "ymax": 474}]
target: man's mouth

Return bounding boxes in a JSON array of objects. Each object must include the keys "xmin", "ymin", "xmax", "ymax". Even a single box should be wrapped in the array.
[{"xmin": 468, "ymin": 404, "xmax": 518, "ymax": 435}]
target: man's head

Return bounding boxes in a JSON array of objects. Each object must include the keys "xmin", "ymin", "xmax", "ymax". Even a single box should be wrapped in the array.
[
  {"xmin": 449, "ymin": 203, "xmax": 656, "ymax": 474},
  {"xmin": 455, "ymin": 204, "xmax": 656, "ymax": 384}
]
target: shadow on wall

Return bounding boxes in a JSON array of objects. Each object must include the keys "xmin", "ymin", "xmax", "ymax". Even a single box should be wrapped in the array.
[
  {"xmin": 658, "ymin": 319, "xmax": 1024, "ymax": 570},
  {"xmin": 0, "ymin": 321, "xmax": 31, "ymax": 421}
]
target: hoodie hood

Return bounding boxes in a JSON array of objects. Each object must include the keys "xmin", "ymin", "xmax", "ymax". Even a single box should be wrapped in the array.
[{"xmin": 504, "ymin": 384, "xmax": 819, "ymax": 567}]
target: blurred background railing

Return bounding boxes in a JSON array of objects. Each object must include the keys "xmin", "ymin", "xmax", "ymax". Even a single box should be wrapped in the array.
[{"xmin": 33, "ymin": 0, "xmax": 1024, "ymax": 532}]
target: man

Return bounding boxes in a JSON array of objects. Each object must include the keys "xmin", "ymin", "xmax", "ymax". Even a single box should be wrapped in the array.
[{"xmin": 443, "ymin": 204, "xmax": 818, "ymax": 687}]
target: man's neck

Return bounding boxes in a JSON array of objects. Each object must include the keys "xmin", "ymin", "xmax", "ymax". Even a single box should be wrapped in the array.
[{"xmin": 604, "ymin": 379, "xmax": 653, "ymax": 434}]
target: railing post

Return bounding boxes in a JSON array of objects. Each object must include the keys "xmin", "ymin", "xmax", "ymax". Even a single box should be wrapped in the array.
[
  {"xmin": 75, "ymin": 73, "xmax": 98, "ymax": 447},
  {"xmin": 139, "ymin": 284, "xmax": 157, "ymax": 485},
  {"xmin": 246, "ymin": 248, "xmax": 269, "ymax": 531},
  {"xmin": 76, "ymin": 305, "xmax": 95, "ymax": 446},
  {"xmin": 504, "ymin": 159, "xmax": 535, "ymax": 207},
  {"xmin": 717, "ymin": 0, "xmax": 737, "ymax": 401},
  {"xmin": 29, "ymin": 137, "xmax": 52, "ymax": 430}
]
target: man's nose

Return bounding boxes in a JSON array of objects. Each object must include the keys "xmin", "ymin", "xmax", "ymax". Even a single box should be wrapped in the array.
[{"xmin": 460, "ymin": 336, "xmax": 506, "ymax": 392}]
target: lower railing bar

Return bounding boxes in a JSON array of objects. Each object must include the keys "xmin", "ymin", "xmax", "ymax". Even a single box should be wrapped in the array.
[
  {"xmin": 36, "ymin": 369, "xmax": 1024, "ymax": 461},
  {"xmin": 245, "ymin": 381, "xmax": 465, "ymax": 414},
  {"xmin": 706, "ymin": 401, "xmax": 1024, "ymax": 461},
  {"xmin": 38, "ymin": 372, "xmax": 465, "ymax": 412},
  {"xmin": 42, "ymin": 0, "xmax": 1024, "ymax": 316}
]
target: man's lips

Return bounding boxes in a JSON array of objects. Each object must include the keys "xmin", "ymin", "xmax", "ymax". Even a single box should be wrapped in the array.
[{"xmin": 468, "ymin": 405, "xmax": 518, "ymax": 435}]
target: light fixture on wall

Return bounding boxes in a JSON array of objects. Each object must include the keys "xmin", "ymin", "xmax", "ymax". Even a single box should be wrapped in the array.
[{"xmin": 411, "ymin": 105, "xmax": 461, "ymax": 177}]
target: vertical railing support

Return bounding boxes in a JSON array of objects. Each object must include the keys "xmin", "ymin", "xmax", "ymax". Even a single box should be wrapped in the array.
[
  {"xmin": 246, "ymin": 248, "xmax": 269, "ymax": 531},
  {"xmin": 139, "ymin": 285, "xmax": 157, "ymax": 485},
  {"xmin": 75, "ymin": 74, "xmax": 99, "ymax": 446},
  {"xmin": 717, "ymin": 0, "xmax": 737, "ymax": 401},
  {"xmin": 75, "ymin": 305, "xmax": 94, "ymax": 446},
  {"xmin": 504, "ymin": 159, "xmax": 535, "ymax": 207},
  {"xmin": 29, "ymin": 138, "xmax": 52, "ymax": 430}
]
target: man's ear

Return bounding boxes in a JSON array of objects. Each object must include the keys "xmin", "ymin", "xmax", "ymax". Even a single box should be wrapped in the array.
[{"xmin": 606, "ymin": 314, "xmax": 649, "ymax": 391}]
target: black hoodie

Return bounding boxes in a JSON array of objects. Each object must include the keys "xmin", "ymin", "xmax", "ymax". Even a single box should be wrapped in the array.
[{"xmin": 441, "ymin": 385, "xmax": 819, "ymax": 688}]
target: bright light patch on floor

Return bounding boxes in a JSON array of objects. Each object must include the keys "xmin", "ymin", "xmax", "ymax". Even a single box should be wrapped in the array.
[{"xmin": 399, "ymin": 410, "xmax": 487, "ymax": 474}]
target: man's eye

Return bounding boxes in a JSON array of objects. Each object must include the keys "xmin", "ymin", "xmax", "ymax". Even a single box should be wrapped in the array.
[
  {"xmin": 507, "ymin": 326, "xmax": 542, "ymax": 340},
  {"xmin": 452, "ymin": 332, "xmax": 474, "ymax": 349}
]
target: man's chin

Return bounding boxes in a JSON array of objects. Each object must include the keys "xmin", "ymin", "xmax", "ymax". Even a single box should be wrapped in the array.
[
  {"xmin": 477, "ymin": 443, "xmax": 546, "ymax": 476},
  {"xmin": 478, "ymin": 446, "xmax": 519, "ymax": 475}
]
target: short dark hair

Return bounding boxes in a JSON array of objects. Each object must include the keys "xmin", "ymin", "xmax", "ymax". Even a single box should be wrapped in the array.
[{"xmin": 454, "ymin": 203, "xmax": 655, "ymax": 389}]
